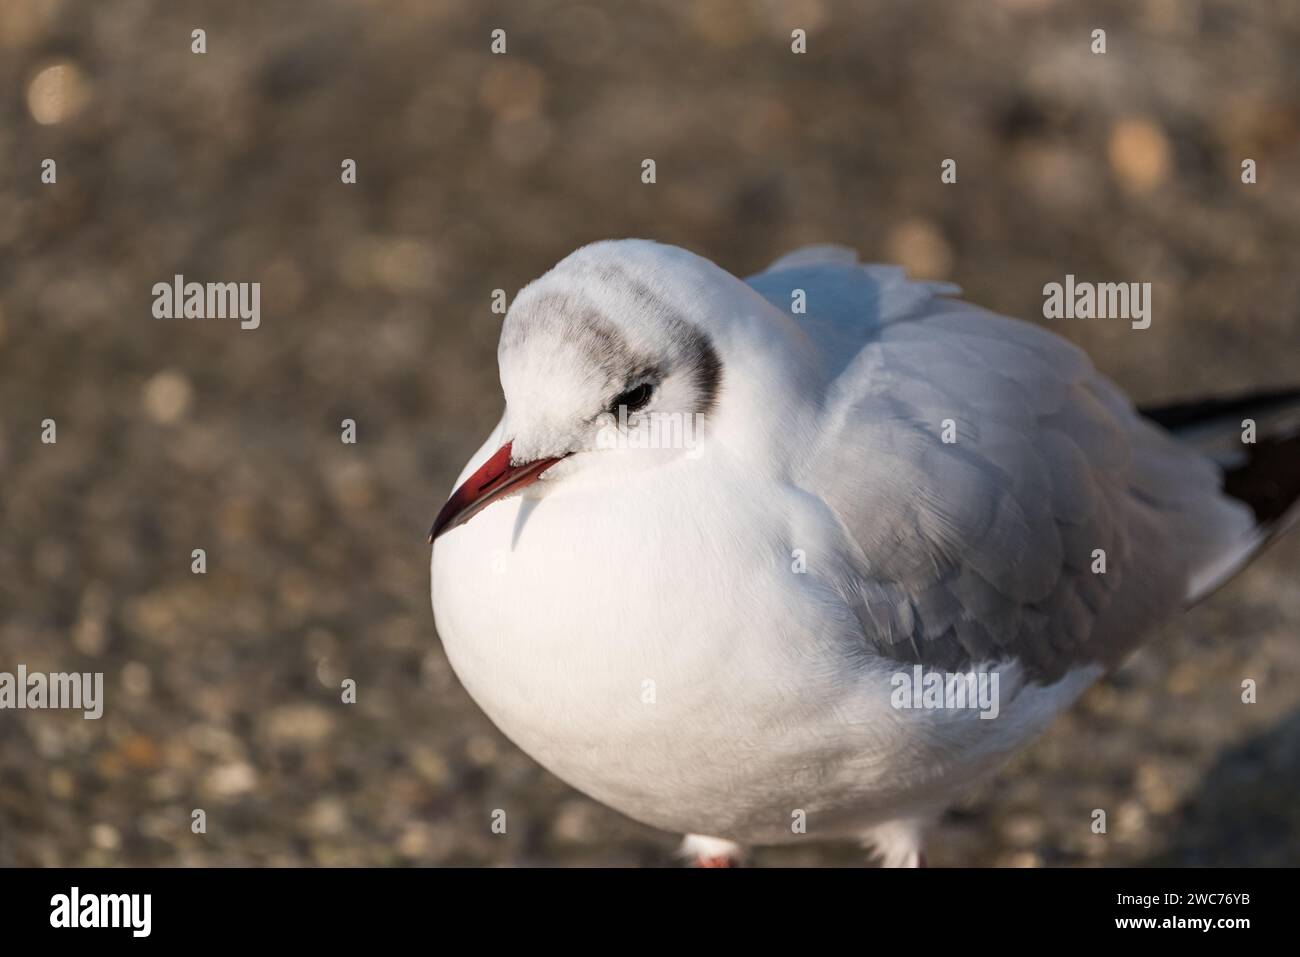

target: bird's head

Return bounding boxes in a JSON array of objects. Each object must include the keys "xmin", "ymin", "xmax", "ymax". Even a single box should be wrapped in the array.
[{"xmin": 428, "ymin": 239, "xmax": 816, "ymax": 542}]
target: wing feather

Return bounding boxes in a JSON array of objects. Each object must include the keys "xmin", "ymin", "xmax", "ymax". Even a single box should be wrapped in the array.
[{"xmin": 753, "ymin": 259, "xmax": 1254, "ymax": 682}]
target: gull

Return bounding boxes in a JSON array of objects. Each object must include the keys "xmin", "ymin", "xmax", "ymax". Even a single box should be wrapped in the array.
[{"xmin": 429, "ymin": 240, "xmax": 1300, "ymax": 867}]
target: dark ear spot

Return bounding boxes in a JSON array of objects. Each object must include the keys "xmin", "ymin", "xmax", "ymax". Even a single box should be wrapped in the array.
[{"xmin": 683, "ymin": 329, "xmax": 723, "ymax": 416}]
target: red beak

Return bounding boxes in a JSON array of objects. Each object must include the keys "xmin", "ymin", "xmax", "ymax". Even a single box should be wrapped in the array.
[{"xmin": 427, "ymin": 442, "xmax": 562, "ymax": 543}]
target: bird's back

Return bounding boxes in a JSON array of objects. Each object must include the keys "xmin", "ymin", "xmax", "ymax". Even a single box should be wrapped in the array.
[{"xmin": 748, "ymin": 246, "xmax": 1259, "ymax": 683}]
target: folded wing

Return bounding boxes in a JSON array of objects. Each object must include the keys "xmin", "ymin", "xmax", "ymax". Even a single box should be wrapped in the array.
[{"xmin": 750, "ymin": 251, "xmax": 1254, "ymax": 683}]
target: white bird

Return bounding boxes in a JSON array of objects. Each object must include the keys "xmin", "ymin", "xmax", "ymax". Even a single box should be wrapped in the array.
[{"xmin": 429, "ymin": 240, "xmax": 1300, "ymax": 866}]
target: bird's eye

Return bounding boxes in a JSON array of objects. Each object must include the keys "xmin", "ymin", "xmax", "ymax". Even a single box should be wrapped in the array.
[{"xmin": 610, "ymin": 382, "xmax": 654, "ymax": 414}]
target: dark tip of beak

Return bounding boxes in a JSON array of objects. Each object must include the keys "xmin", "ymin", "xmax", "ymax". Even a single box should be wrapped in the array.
[{"xmin": 428, "ymin": 441, "xmax": 562, "ymax": 543}]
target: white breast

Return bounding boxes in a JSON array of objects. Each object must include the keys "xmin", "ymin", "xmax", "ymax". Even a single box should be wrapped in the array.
[{"xmin": 431, "ymin": 448, "xmax": 1095, "ymax": 843}]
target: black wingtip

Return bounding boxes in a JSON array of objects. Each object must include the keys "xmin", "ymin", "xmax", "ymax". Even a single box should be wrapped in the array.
[
  {"xmin": 1142, "ymin": 386, "xmax": 1300, "ymax": 531},
  {"xmin": 1139, "ymin": 387, "xmax": 1300, "ymax": 432},
  {"xmin": 1223, "ymin": 433, "xmax": 1300, "ymax": 527}
]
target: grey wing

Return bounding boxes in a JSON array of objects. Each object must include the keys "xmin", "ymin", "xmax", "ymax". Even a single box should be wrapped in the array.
[{"xmin": 795, "ymin": 279, "xmax": 1254, "ymax": 683}]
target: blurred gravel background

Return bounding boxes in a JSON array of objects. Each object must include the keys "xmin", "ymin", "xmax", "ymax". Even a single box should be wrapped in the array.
[{"xmin": 1, "ymin": 0, "xmax": 1298, "ymax": 866}]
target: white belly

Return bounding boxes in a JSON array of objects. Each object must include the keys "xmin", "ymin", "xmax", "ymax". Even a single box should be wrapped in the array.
[{"xmin": 431, "ymin": 473, "xmax": 1096, "ymax": 843}]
